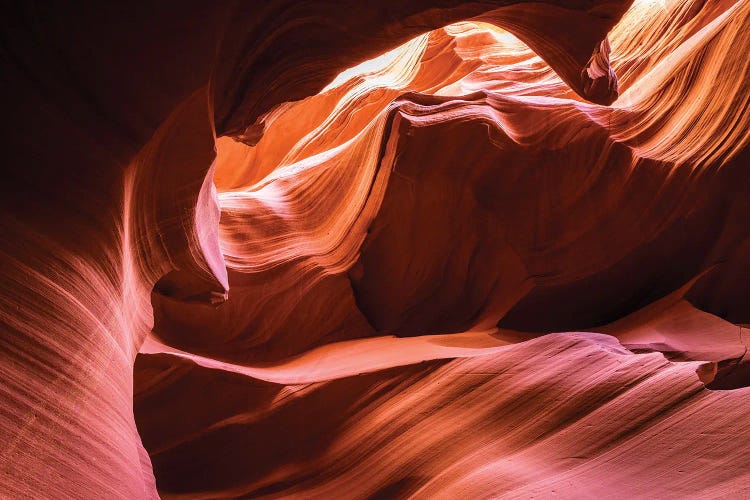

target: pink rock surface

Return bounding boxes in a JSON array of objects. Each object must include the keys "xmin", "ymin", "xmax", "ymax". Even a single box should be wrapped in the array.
[
  {"xmin": 136, "ymin": 332, "xmax": 750, "ymax": 498},
  {"xmin": 2, "ymin": 0, "xmax": 750, "ymax": 498}
]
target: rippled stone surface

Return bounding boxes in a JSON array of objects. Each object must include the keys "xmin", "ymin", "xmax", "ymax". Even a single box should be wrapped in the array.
[{"xmin": 2, "ymin": 0, "xmax": 750, "ymax": 498}]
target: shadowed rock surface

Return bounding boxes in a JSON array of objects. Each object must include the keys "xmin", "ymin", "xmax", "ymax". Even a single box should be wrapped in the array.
[{"xmin": 2, "ymin": 0, "xmax": 750, "ymax": 498}]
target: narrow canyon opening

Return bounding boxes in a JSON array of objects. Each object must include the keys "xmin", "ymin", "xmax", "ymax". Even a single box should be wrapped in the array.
[
  {"xmin": 3, "ymin": 0, "xmax": 750, "ymax": 498},
  {"xmin": 136, "ymin": 1, "xmax": 750, "ymax": 495}
]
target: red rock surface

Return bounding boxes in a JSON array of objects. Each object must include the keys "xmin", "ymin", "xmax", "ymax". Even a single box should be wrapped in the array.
[{"xmin": 2, "ymin": 0, "xmax": 750, "ymax": 498}]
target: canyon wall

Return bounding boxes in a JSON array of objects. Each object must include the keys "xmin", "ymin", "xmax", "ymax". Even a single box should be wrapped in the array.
[{"xmin": 1, "ymin": 0, "xmax": 749, "ymax": 498}]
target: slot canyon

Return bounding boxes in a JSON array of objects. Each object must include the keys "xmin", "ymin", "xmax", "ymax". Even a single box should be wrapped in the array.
[{"xmin": 2, "ymin": 0, "xmax": 750, "ymax": 498}]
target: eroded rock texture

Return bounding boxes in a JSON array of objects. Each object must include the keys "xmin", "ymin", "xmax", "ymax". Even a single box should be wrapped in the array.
[{"xmin": 2, "ymin": 0, "xmax": 750, "ymax": 498}]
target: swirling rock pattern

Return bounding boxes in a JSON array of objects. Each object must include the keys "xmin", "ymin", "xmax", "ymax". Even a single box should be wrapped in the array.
[{"xmin": 2, "ymin": 0, "xmax": 750, "ymax": 498}]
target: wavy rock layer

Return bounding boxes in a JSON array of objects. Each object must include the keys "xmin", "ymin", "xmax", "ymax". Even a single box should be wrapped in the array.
[
  {"xmin": 2, "ymin": 0, "xmax": 750, "ymax": 498},
  {"xmin": 136, "ymin": 332, "xmax": 750, "ymax": 498}
]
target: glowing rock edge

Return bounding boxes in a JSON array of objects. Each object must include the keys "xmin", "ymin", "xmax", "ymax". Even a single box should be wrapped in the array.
[{"xmin": 1, "ymin": 1, "xmax": 749, "ymax": 498}]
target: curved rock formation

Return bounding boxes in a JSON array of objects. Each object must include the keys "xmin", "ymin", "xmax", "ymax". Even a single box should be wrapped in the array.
[
  {"xmin": 136, "ymin": 332, "xmax": 750, "ymax": 498},
  {"xmin": 2, "ymin": 0, "xmax": 750, "ymax": 498}
]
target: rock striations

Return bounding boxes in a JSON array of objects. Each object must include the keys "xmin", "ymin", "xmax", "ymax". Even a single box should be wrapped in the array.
[{"xmin": 1, "ymin": 0, "xmax": 749, "ymax": 498}]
